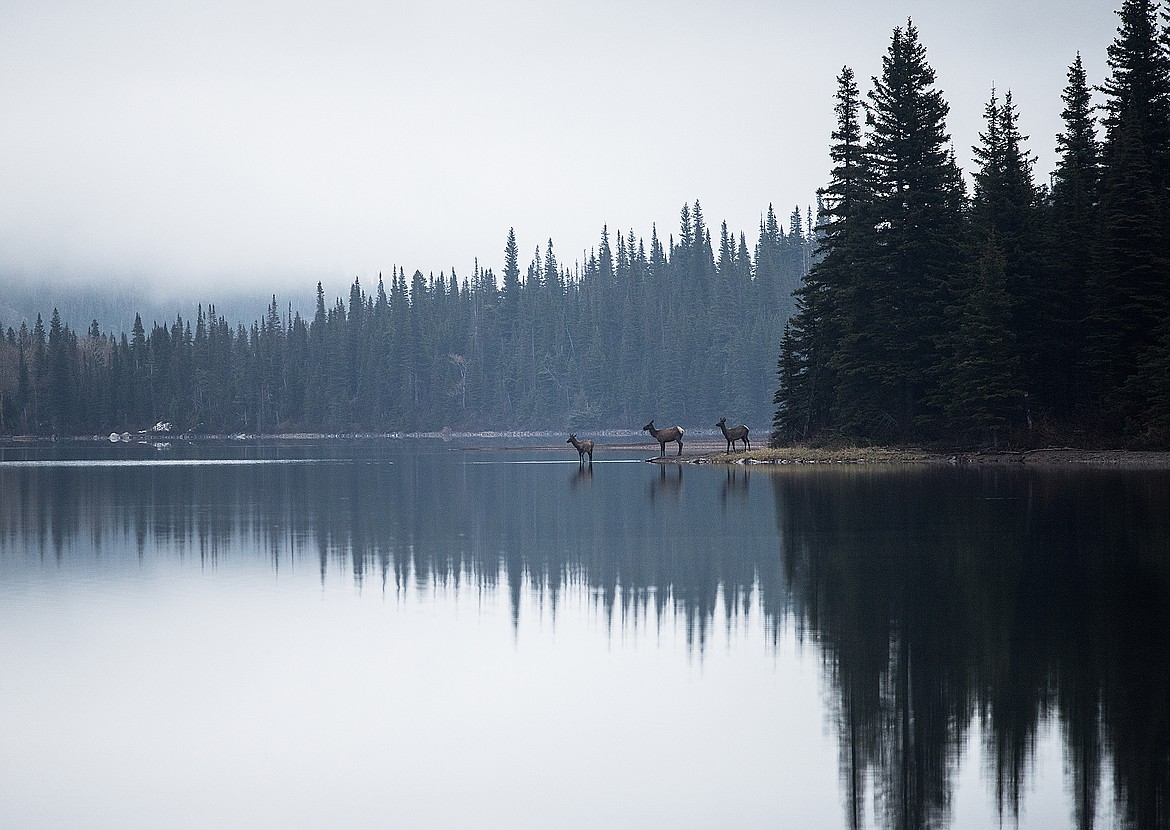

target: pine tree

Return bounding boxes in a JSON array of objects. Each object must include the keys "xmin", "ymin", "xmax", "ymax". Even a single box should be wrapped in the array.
[
  {"xmin": 501, "ymin": 227, "xmax": 521, "ymax": 333},
  {"xmin": 771, "ymin": 321, "xmax": 801, "ymax": 444},
  {"xmin": 47, "ymin": 309, "xmax": 75, "ymax": 434},
  {"xmin": 1048, "ymin": 53, "xmax": 1101, "ymax": 416},
  {"xmin": 303, "ymin": 282, "xmax": 329, "ymax": 425},
  {"xmin": 839, "ymin": 20, "xmax": 966, "ymax": 437},
  {"xmin": 409, "ymin": 269, "xmax": 430, "ymax": 422},
  {"xmin": 284, "ymin": 310, "xmax": 309, "ymax": 427},
  {"xmin": 773, "ymin": 65, "xmax": 867, "ymax": 443},
  {"xmin": 969, "ymin": 88, "xmax": 1043, "ymax": 415},
  {"xmin": 1092, "ymin": 0, "xmax": 1170, "ymax": 421},
  {"xmin": 754, "ymin": 204, "xmax": 784, "ymax": 319},
  {"xmin": 16, "ymin": 326, "xmax": 30, "ymax": 432},
  {"xmin": 129, "ymin": 312, "xmax": 148, "ymax": 425},
  {"xmin": 935, "ymin": 235, "xmax": 1023, "ymax": 444}
]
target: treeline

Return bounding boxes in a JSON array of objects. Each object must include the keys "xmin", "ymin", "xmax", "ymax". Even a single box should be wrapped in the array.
[
  {"xmin": 0, "ymin": 204, "xmax": 810, "ymax": 435},
  {"xmin": 774, "ymin": 1, "xmax": 1170, "ymax": 448}
]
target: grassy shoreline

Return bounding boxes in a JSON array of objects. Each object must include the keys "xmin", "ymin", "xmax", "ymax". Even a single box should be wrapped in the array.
[{"xmin": 666, "ymin": 445, "xmax": 1170, "ymax": 468}]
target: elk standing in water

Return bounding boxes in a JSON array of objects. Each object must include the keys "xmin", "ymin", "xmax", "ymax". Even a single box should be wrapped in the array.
[
  {"xmin": 716, "ymin": 418, "xmax": 750, "ymax": 453},
  {"xmin": 642, "ymin": 420, "xmax": 684, "ymax": 457},
  {"xmin": 567, "ymin": 434, "xmax": 594, "ymax": 464}
]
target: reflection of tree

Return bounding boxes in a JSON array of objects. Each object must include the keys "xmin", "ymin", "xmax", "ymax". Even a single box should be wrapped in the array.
[
  {"xmin": 5, "ymin": 455, "xmax": 1169, "ymax": 828},
  {"xmin": 774, "ymin": 466, "xmax": 1170, "ymax": 830},
  {"xmin": 777, "ymin": 468, "xmax": 971, "ymax": 829},
  {"xmin": 0, "ymin": 449, "xmax": 783, "ymax": 654}
]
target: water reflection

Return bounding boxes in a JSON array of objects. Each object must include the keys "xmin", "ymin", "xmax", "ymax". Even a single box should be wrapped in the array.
[
  {"xmin": 774, "ymin": 466, "xmax": 1170, "ymax": 830},
  {"xmin": 649, "ymin": 463, "xmax": 684, "ymax": 501},
  {"xmin": 0, "ymin": 451, "xmax": 779, "ymax": 653},
  {"xmin": 569, "ymin": 463, "xmax": 593, "ymax": 489},
  {"xmin": 2, "ymin": 451, "xmax": 1169, "ymax": 829},
  {"xmin": 720, "ymin": 465, "xmax": 750, "ymax": 509}
]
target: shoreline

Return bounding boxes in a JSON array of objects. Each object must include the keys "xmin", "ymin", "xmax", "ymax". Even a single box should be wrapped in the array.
[
  {"xmin": 662, "ymin": 445, "xmax": 1170, "ymax": 469},
  {"xmin": 3, "ymin": 432, "xmax": 1169, "ymax": 468}
]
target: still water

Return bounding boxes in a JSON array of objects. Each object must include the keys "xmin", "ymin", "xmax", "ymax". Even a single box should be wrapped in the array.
[{"xmin": 1, "ymin": 439, "xmax": 1167, "ymax": 829}]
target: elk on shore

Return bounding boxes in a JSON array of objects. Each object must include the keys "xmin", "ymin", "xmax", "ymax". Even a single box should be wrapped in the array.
[
  {"xmin": 567, "ymin": 434, "xmax": 594, "ymax": 464},
  {"xmin": 643, "ymin": 420, "xmax": 684, "ymax": 457},
  {"xmin": 715, "ymin": 418, "xmax": 750, "ymax": 453}
]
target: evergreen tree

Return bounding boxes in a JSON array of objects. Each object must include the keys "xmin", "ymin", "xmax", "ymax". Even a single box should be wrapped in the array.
[
  {"xmin": 771, "ymin": 321, "xmax": 801, "ymax": 444},
  {"xmin": 16, "ymin": 327, "xmax": 30, "ymax": 432},
  {"xmin": 129, "ymin": 312, "xmax": 148, "ymax": 424},
  {"xmin": 47, "ymin": 309, "xmax": 74, "ymax": 434},
  {"xmin": 969, "ymin": 88, "xmax": 1044, "ymax": 418},
  {"xmin": 773, "ymin": 65, "xmax": 867, "ymax": 443},
  {"xmin": 1048, "ymin": 53, "xmax": 1102, "ymax": 416},
  {"xmin": 31, "ymin": 314, "xmax": 46, "ymax": 430},
  {"xmin": 1092, "ymin": 0, "xmax": 1170, "ymax": 422},
  {"xmin": 501, "ymin": 227, "xmax": 521, "ymax": 332},
  {"xmin": 754, "ymin": 204, "xmax": 784, "ymax": 320},
  {"xmin": 935, "ymin": 235, "xmax": 1023, "ymax": 444},
  {"xmin": 839, "ymin": 20, "xmax": 966, "ymax": 437}
]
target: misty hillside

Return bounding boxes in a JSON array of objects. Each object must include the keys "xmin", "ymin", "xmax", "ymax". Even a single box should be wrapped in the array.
[{"xmin": 0, "ymin": 281, "xmax": 318, "ymax": 336}]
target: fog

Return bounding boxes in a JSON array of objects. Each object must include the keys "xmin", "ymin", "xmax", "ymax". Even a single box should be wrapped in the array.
[{"xmin": 0, "ymin": 0, "xmax": 1117, "ymax": 298}]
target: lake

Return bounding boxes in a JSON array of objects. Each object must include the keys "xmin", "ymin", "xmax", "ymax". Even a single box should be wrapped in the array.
[{"xmin": 1, "ymin": 439, "xmax": 1167, "ymax": 829}]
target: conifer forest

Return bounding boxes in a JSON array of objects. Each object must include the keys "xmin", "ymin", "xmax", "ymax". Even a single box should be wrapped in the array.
[
  {"xmin": 2, "ymin": 0, "xmax": 1170, "ymax": 447},
  {"xmin": 0, "ymin": 205, "xmax": 808, "ymax": 437},
  {"xmin": 774, "ymin": 3, "xmax": 1170, "ymax": 448}
]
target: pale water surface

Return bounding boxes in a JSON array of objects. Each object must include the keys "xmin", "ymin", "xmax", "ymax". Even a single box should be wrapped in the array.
[{"xmin": 1, "ymin": 439, "xmax": 1167, "ymax": 829}]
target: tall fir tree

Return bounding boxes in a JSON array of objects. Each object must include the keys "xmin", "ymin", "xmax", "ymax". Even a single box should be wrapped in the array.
[
  {"xmin": 969, "ymin": 88, "xmax": 1043, "ymax": 421},
  {"xmin": 1048, "ymin": 53, "xmax": 1102, "ymax": 417},
  {"xmin": 500, "ymin": 227, "xmax": 521, "ymax": 338},
  {"xmin": 934, "ymin": 234, "xmax": 1023, "ymax": 443},
  {"xmin": 1091, "ymin": 0, "xmax": 1170, "ymax": 425},
  {"xmin": 773, "ymin": 65, "xmax": 867, "ymax": 444},
  {"xmin": 837, "ymin": 21, "xmax": 966, "ymax": 437},
  {"xmin": 47, "ymin": 309, "xmax": 74, "ymax": 434}
]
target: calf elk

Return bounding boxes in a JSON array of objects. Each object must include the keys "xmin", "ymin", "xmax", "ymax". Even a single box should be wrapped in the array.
[{"xmin": 567, "ymin": 434, "xmax": 594, "ymax": 464}]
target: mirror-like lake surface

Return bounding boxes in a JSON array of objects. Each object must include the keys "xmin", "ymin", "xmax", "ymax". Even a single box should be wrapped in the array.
[{"xmin": 1, "ymin": 440, "xmax": 1168, "ymax": 829}]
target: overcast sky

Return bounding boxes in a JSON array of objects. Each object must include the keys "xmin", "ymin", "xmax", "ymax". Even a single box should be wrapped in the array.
[{"xmin": 0, "ymin": 0, "xmax": 1120, "ymax": 299}]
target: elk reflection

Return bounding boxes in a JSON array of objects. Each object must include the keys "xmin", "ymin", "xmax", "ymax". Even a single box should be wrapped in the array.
[
  {"xmin": 569, "ymin": 463, "xmax": 593, "ymax": 489},
  {"xmin": 720, "ymin": 465, "xmax": 749, "ymax": 509},
  {"xmin": 648, "ymin": 463, "xmax": 683, "ymax": 502}
]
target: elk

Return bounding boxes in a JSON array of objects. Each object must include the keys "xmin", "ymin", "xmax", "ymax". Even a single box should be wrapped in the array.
[
  {"xmin": 716, "ymin": 418, "xmax": 750, "ymax": 453},
  {"xmin": 642, "ymin": 420, "xmax": 684, "ymax": 457},
  {"xmin": 566, "ymin": 434, "xmax": 594, "ymax": 464}
]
